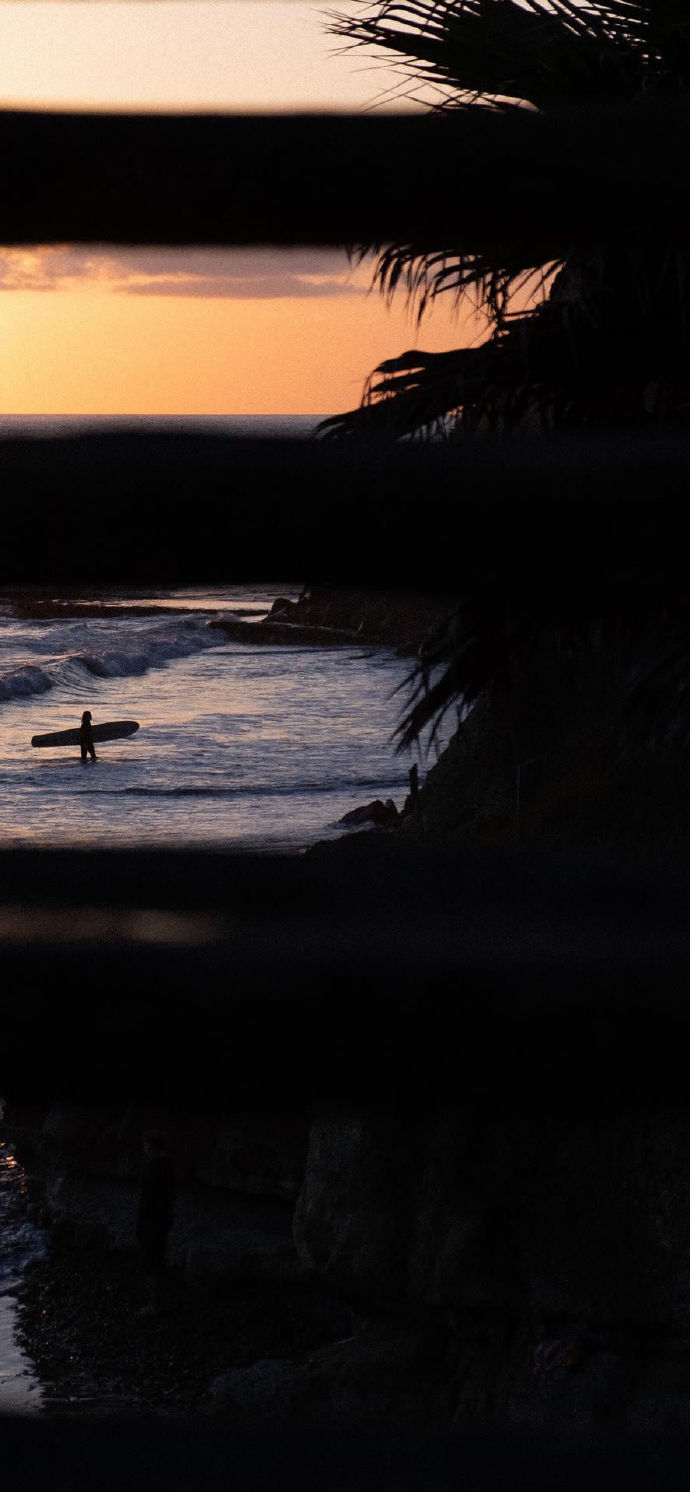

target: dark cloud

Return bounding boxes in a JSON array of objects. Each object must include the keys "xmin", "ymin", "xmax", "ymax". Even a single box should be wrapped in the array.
[
  {"xmin": 125, "ymin": 273, "xmax": 363, "ymax": 299},
  {"xmin": 0, "ymin": 245, "xmax": 364, "ymax": 298}
]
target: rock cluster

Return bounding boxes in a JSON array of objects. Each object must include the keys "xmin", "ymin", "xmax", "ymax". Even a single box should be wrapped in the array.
[
  {"xmin": 208, "ymin": 586, "xmax": 450, "ymax": 656},
  {"xmin": 13, "ymin": 1097, "xmax": 690, "ymax": 1431}
]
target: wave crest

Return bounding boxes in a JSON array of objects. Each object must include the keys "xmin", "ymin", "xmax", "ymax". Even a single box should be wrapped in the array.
[
  {"xmin": 81, "ymin": 650, "xmax": 149, "ymax": 678},
  {"xmin": 0, "ymin": 665, "xmax": 53, "ymax": 701},
  {"xmin": 1, "ymin": 617, "xmax": 220, "ymax": 705}
]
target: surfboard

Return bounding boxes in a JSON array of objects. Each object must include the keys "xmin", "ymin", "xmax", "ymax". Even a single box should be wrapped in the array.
[{"xmin": 31, "ymin": 721, "xmax": 140, "ymax": 748}]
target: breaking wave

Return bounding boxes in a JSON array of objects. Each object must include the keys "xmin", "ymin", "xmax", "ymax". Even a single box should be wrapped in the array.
[
  {"xmin": 0, "ymin": 618, "xmax": 222, "ymax": 703},
  {"xmin": 0, "ymin": 665, "xmax": 53, "ymax": 701},
  {"xmin": 80, "ymin": 775, "xmax": 406, "ymax": 800}
]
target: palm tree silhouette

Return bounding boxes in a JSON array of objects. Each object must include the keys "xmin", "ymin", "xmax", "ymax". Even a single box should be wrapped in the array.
[
  {"xmin": 319, "ymin": 1, "xmax": 690, "ymax": 441},
  {"xmin": 318, "ymin": 2, "xmax": 690, "ymax": 816}
]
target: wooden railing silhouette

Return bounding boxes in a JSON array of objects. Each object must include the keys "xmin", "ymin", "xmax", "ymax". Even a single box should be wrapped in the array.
[{"xmin": 1, "ymin": 101, "xmax": 689, "ymax": 586}]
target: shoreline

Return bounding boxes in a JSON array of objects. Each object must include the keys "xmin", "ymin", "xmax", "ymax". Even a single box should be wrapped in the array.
[
  {"xmin": 0, "ymin": 1295, "xmax": 44, "ymax": 1416},
  {"xmin": 16, "ymin": 1238, "xmax": 355, "ymax": 1419}
]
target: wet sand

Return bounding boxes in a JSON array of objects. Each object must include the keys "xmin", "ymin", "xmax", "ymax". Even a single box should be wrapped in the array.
[
  {"xmin": 0, "ymin": 1295, "xmax": 44, "ymax": 1415},
  {"xmin": 16, "ymin": 1241, "xmax": 353, "ymax": 1417}
]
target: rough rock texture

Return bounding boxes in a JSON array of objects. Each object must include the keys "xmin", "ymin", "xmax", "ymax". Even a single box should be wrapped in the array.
[
  {"xmin": 11, "ymin": 1102, "xmax": 310, "ymax": 1284},
  {"xmin": 208, "ymin": 617, "xmax": 357, "ymax": 648},
  {"xmin": 339, "ymin": 799, "xmax": 399, "ymax": 829},
  {"xmin": 289, "ymin": 1105, "xmax": 690, "ymax": 1430},
  {"xmin": 15, "ymin": 1102, "xmax": 309, "ymax": 1200},
  {"xmin": 17, "ymin": 1246, "xmax": 356, "ymax": 1417},
  {"xmin": 209, "ymin": 1320, "xmax": 453, "ymax": 1426},
  {"xmin": 395, "ymin": 642, "xmax": 690, "ymax": 854},
  {"xmin": 13, "ymin": 1096, "xmax": 690, "ymax": 1430},
  {"xmin": 293, "ymin": 1106, "xmax": 690, "ymax": 1326},
  {"xmin": 251, "ymin": 587, "xmax": 449, "ymax": 655},
  {"xmin": 37, "ymin": 1171, "xmax": 304, "ymax": 1284}
]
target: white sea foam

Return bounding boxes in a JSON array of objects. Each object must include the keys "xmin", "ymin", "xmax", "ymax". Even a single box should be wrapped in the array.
[
  {"xmin": 0, "ymin": 1139, "xmax": 47, "ymax": 1413},
  {"xmin": 0, "ymin": 665, "xmax": 53, "ymax": 700},
  {"xmin": 0, "ymin": 580, "xmax": 436, "ymax": 852},
  {"xmin": 0, "ymin": 616, "xmax": 225, "ymax": 699}
]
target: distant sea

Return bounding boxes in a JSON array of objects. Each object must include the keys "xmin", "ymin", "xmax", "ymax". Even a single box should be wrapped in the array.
[{"xmin": 0, "ymin": 413, "xmax": 323, "ymax": 439}]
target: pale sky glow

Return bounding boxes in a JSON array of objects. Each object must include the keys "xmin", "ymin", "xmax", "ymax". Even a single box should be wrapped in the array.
[
  {"xmin": 0, "ymin": 2, "xmax": 468, "ymax": 414},
  {"xmin": 0, "ymin": 3, "xmax": 417, "ymax": 113}
]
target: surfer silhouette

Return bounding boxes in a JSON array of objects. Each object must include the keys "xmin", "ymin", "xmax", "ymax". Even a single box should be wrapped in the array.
[{"xmin": 79, "ymin": 710, "xmax": 97, "ymax": 764}]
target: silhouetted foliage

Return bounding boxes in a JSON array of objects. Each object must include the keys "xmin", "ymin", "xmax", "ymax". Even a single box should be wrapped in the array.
[
  {"xmin": 319, "ymin": 1, "xmax": 690, "ymax": 766},
  {"xmin": 320, "ymin": 0, "xmax": 690, "ymax": 440}
]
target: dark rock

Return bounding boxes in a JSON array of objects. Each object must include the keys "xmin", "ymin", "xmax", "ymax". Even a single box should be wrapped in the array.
[
  {"xmin": 396, "ymin": 638, "xmax": 690, "ymax": 855},
  {"xmin": 292, "ymin": 1104, "xmax": 690, "ymax": 1431},
  {"xmin": 266, "ymin": 597, "xmax": 300, "ymax": 620},
  {"xmin": 339, "ymin": 799, "xmax": 399, "ymax": 828},
  {"xmin": 209, "ymin": 1358, "xmax": 314, "ymax": 1418},
  {"xmin": 36, "ymin": 1171, "xmax": 305, "ymax": 1284},
  {"xmin": 281, "ymin": 586, "xmax": 451, "ymax": 653},
  {"xmin": 197, "ymin": 1113, "xmax": 309, "ymax": 1200},
  {"xmin": 293, "ymin": 1113, "xmax": 420, "ymax": 1304},
  {"xmin": 209, "ymin": 1321, "xmax": 452, "ymax": 1426},
  {"xmin": 306, "ymin": 1319, "xmax": 453, "ymax": 1425},
  {"xmin": 208, "ymin": 617, "xmax": 357, "ymax": 647},
  {"xmin": 17, "ymin": 1092, "xmax": 690, "ymax": 1431},
  {"xmin": 17, "ymin": 1103, "xmax": 308, "ymax": 1201}
]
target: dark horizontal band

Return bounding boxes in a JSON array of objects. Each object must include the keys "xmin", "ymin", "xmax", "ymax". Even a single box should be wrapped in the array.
[
  {"xmin": 1, "ymin": 845, "xmax": 688, "ymax": 1104},
  {"xmin": 1, "ymin": 429, "xmax": 689, "ymax": 587},
  {"xmin": 1, "ymin": 103, "xmax": 688, "ymax": 245}
]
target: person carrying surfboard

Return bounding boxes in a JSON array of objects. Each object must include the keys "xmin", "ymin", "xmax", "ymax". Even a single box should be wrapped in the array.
[
  {"xmin": 80, "ymin": 710, "xmax": 97, "ymax": 764},
  {"xmin": 31, "ymin": 719, "xmax": 139, "ymax": 750}
]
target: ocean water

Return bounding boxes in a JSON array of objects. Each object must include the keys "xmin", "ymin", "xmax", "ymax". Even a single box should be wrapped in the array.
[
  {"xmin": 0, "ymin": 414, "xmax": 438, "ymax": 853},
  {"xmin": 0, "ymin": 581, "xmax": 425, "ymax": 852},
  {"xmin": 0, "ymin": 413, "xmax": 323, "ymax": 440},
  {"xmin": 0, "ymin": 1123, "xmax": 46, "ymax": 1415}
]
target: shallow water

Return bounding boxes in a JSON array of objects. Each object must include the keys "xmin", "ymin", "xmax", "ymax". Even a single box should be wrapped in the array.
[
  {"xmin": 0, "ymin": 1133, "xmax": 46, "ymax": 1416},
  {"xmin": 0, "ymin": 581, "xmax": 438, "ymax": 853}
]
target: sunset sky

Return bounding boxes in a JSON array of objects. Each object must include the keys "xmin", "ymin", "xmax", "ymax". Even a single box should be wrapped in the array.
[{"xmin": 0, "ymin": 2, "xmax": 477, "ymax": 416}]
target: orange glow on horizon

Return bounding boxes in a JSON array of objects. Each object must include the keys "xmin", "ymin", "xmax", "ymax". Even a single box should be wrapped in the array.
[
  {"xmin": 0, "ymin": 4, "xmax": 483, "ymax": 416},
  {"xmin": 0, "ymin": 282, "xmax": 481, "ymax": 416}
]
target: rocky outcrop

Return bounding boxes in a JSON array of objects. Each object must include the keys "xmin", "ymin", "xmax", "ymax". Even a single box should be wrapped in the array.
[
  {"xmin": 37, "ymin": 1171, "xmax": 305, "ymax": 1285},
  {"xmin": 208, "ymin": 587, "xmax": 450, "ymax": 656},
  {"xmin": 267, "ymin": 587, "xmax": 450, "ymax": 654},
  {"xmin": 208, "ymin": 617, "xmax": 357, "ymax": 648},
  {"xmin": 393, "ymin": 638, "xmax": 690, "ymax": 854},
  {"xmin": 288, "ymin": 1105, "xmax": 690, "ymax": 1431},
  {"xmin": 339, "ymin": 799, "xmax": 399, "ymax": 829},
  {"xmin": 294, "ymin": 1107, "xmax": 669, "ymax": 1322},
  {"xmin": 209, "ymin": 1319, "xmax": 452, "ymax": 1426},
  {"xmin": 13, "ymin": 1095, "xmax": 690, "ymax": 1430},
  {"xmin": 12, "ymin": 1102, "xmax": 310, "ymax": 1285},
  {"xmin": 16, "ymin": 1103, "xmax": 309, "ymax": 1200}
]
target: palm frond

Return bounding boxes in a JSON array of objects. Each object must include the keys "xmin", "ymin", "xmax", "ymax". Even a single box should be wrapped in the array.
[
  {"xmin": 350, "ymin": 243, "xmax": 561, "ymax": 327},
  {"xmin": 393, "ymin": 599, "xmax": 567, "ymax": 751},
  {"xmin": 320, "ymin": 0, "xmax": 690, "ymax": 758},
  {"xmin": 328, "ymin": 0, "xmax": 655, "ymax": 112}
]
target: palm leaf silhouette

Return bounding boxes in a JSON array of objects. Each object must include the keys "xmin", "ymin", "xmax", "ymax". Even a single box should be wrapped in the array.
[{"xmin": 319, "ymin": 0, "xmax": 690, "ymax": 758}]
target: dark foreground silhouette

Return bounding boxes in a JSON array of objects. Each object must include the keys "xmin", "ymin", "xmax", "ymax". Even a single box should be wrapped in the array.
[
  {"xmin": 80, "ymin": 711, "xmax": 96, "ymax": 765},
  {"xmin": 136, "ymin": 1130, "xmax": 175, "ymax": 1317}
]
